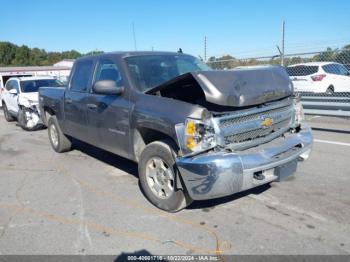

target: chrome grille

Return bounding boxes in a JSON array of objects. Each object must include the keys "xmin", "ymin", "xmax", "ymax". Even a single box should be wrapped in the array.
[
  {"xmin": 224, "ymin": 118, "xmax": 290, "ymax": 144},
  {"xmin": 220, "ymin": 105, "xmax": 291, "ymax": 128},
  {"xmin": 216, "ymin": 102, "xmax": 294, "ymax": 147}
]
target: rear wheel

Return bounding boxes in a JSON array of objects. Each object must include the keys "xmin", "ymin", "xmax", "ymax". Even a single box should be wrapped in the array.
[
  {"xmin": 138, "ymin": 140, "xmax": 192, "ymax": 212},
  {"xmin": 3, "ymin": 103, "xmax": 14, "ymax": 122},
  {"xmin": 48, "ymin": 115, "xmax": 72, "ymax": 153},
  {"xmin": 326, "ymin": 86, "xmax": 334, "ymax": 95}
]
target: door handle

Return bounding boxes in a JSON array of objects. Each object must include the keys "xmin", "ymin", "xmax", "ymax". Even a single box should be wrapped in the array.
[
  {"xmin": 65, "ymin": 98, "xmax": 73, "ymax": 104},
  {"xmin": 87, "ymin": 103, "xmax": 97, "ymax": 109}
]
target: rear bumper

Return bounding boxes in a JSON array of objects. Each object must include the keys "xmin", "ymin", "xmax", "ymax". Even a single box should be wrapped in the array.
[
  {"xmin": 176, "ymin": 125, "xmax": 313, "ymax": 200},
  {"xmin": 292, "ymin": 81, "xmax": 328, "ymax": 93}
]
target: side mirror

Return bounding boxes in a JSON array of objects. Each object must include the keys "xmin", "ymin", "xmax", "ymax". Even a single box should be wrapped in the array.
[
  {"xmin": 92, "ymin": 80, "xmax": 123, "ymax": 95},
  {"xmin": 9, "ymin": 89, "xmax": 18, "ymax": 95}
]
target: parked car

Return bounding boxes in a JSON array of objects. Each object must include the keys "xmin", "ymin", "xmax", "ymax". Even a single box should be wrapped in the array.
[
  {"xmin": 287, "ymin": 62, "xmax": 350, "ymax": 94},
  {"xmin": 39, "ymin": 51, "xmax": 313, "ymax": 212},
  {"xmin": 2, "ymin": 76, "xmax": 64, "ymax": 130}
]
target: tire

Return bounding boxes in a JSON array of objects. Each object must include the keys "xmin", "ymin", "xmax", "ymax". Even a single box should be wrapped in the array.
[
  {"xmin": 47, "ymin": 115, "xmax": 72, "ymax": 153},
  {"xmin": 3, "ymin": 103, "xmax": 15, "ymax": 122},
  {"xmin": 18, "ymin": 108, "xmax": 42, "ymax": 131},
  {"xmin": 138, "ymin": 140, "xmax": 192, "ymax": 212},
  {"xmin": 326, "ymin": 86, "xmax": 334, "ymax": 95}
]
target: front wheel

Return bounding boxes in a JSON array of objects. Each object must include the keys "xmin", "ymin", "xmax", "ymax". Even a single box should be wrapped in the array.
[
  {"xmin": 48, "ymin": 115, "xmax": 72, "ymax": 153},
  {"xmin": 138, "ymin": 140, "xmax": 192, "ymax": 212},
  {"xmin": 326, "ymin": 86, "xmax": 334, "ymax": 95},
  {"xmin": 18, "ymin": 108, "xmax": 43, "ymax": 131},
  {"xmin": 3, "ymin": 103, "xmax": 14, "ymax": 122}
]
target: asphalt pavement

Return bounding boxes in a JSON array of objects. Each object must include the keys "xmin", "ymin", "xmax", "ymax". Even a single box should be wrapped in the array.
[{"xmin": 0, "ymin": 111, "xmax": 349, "ymax": 257}]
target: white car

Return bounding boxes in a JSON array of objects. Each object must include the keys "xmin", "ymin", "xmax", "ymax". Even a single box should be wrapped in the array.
[
  {"xmin": 1, "ymin": 76, "xmax": 63, "ymax": 130},
  {"xmin": 287, "ymin": 62, "xmax": 350, "ymax": 94}
]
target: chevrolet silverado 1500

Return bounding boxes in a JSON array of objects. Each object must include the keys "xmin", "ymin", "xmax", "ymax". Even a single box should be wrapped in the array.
[{"xmin": 39, "ymin": 51, "xmax": 313, "ymax": 212}]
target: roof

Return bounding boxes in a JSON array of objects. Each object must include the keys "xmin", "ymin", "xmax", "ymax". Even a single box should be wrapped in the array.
[
  {"xmin": 8, "ymin": 76, "xmax": 56, "ymax": 81},
  {"xmin": 59, "ymin": 59, "xmax": 75, "ymax": 62},
  {"xmin": 0, "ymin": 65, "xmax": 71, "ymax": 73},
  {"xmin": 287, "ymin": 62, "xmax": 341, "ymax": 67},
  {"xmin": 76, "ymin": 51, "xmax": 190, "ymax": 60}
]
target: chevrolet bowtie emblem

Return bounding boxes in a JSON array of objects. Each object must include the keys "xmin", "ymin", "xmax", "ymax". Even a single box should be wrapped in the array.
[{"xmin": 261, "ymin": 117, "xmax": 273, "ymax": 128}]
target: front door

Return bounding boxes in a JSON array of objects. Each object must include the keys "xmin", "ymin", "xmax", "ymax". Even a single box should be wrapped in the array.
[
  {"xmin": 4, "ymin": 80, "xmax": 20, "ymax": 113},
  {"xmin": 85, "ymin": 58, "xmax": 131, "ymax": 158}
]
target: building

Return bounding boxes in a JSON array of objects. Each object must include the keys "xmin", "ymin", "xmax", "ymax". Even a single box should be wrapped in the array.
[
  {"xmin": 53, "ymin": 59, "xmax": 75, "ymax": 68},
  {"xmin": 0, "ymin": 60, "xmax": 74, "ymax": 107}
]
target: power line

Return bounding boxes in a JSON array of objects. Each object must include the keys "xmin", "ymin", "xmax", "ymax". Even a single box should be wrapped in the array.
[{"xmin": 132, "ymin": 22, "xmax": 137, "ymax": 51}]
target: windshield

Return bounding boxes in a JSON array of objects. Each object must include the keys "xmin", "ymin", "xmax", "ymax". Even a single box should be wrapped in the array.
[
  {"xmin": 20, "ymin": 79, "xmax": 64, "ymax": 93},
  {"xmin": 125, "ymin": 54, "xmax": 212, "ymax": 91}
]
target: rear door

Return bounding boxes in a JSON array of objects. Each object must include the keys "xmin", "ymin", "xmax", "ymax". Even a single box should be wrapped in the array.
[
  {"xmin": 334, "ymin": 64, "xmax": 350, "ymax": 92},
  {"xmin": 63, "ymin": 59, "xmax": 95, "ymax": 142},
  {"xmin": 85, "ymin": 57, "xmax": 131, "ymax": 158}
]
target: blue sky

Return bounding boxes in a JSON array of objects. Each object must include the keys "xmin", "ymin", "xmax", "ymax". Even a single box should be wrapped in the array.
[{"xmin": 1, "ymin": 0, "xmax": 350, "ymax": 58}]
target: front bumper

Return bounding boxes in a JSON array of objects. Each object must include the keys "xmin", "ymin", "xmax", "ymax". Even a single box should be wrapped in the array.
[{"xmin": 176, "ymin": 124, "xmax": 313, "ymax": 200}]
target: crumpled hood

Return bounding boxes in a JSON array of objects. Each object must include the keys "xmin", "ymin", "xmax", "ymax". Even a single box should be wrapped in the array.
[
  {"xmin": 19, "ymin": 92, "xmax": 39, "ymax": 103},
  {"xmin": 147, "ymin": 66, "xmax": 293, "ymax": 107}
]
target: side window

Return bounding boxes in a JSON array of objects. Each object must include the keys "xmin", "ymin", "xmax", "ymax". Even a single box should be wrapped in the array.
[
  {"xmin": 12, "ymin": 81, "xmax": 20, "ymax": 92},
  {"xmin": 70, "ymin": 60, "xmax": 94, "ymax": 92},
  {"xmin": 323, "ymin": 64, "xmax": 339, "ymax": 75},
  {"xmin": 5, "ymin": 80, "xmax": 19, "ymax": 92},
  {"xmin": 337, "ymin": 65, "xmax": 349, "ymax": 76},
  {"xmin": 177, "ymin": 58, "xmax": 201, "ymax": 75},
  {"xmin": 5, "ymin": 80, "xmax": 13, "ymax": 91},
  {"xmin": 94, "ymin": 59, "xmax": 123, "ymax": 87}
]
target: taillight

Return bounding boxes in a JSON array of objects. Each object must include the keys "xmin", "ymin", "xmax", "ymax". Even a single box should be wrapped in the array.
[{"xmin": 311, "ymin": 74, "xmax": 326, "ymax": 81}]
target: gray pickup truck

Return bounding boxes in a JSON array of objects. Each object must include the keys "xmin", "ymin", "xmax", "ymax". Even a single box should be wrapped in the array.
[{"xmin": 39, "ymin": 51, "xmax": 313, "ymax": 212}]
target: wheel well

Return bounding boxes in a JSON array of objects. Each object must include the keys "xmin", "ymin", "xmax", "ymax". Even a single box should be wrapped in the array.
[
  {"xmin": 43, "ymin": 107, "xmax": 55, "ymax": 125},
  {"xmin": 133, "ymin": 127, "xmax": 178, "ymax": 162}
]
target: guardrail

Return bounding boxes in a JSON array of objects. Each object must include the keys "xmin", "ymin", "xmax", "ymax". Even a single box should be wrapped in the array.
[{"xmin": 298, "ymin": 92, "xmax": 350, "ymax": 117}]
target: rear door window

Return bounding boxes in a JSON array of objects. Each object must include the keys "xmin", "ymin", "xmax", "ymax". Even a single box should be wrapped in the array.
[
  {"xmin": 70, "ymin": 60, "xmax": 94, "ymax": 92},
  {"xmin": 323, "ymin": 64, "xmax": 349, "ymax": 76},
  {"xmin": 286, "ymin": 66, "xmax": 319, "ymax": 76},
  {"xmin": 323, "ymin": 64, "xmax": 338, "ymax": 74}
]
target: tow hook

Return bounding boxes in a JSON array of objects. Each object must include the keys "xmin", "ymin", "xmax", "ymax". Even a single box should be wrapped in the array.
[{"xmin": 254, "ymin": 171, "xmax": 265, "ymax": 180}]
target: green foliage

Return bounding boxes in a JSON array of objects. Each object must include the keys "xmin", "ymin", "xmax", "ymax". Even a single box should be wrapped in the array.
[{"xmin": 0, "ymin": 42, "xmax": 104, "ymax": 66}]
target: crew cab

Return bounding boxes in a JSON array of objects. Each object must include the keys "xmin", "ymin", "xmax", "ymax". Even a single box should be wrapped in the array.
[
  {"xmin": 2, "ymin": 76, "xmax": 64, "ymax": 130},
  {"xmin": 39, "ymin": 52, "xmax": 313, "ymax": 212}
]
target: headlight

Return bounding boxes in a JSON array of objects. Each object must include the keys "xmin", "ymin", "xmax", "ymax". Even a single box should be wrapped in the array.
[
  {"xmin": 181, "ymin": 118, "xmax": 217, "ymax": 154},
  {"xmin": 294, "ymin": 99, "xmax": 304, "ymax": 124}
]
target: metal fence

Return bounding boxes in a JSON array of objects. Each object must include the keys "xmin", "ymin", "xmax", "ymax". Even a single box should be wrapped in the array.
[{"xmin": 207, "ymin": 48, "xmax": 350, "ymax": 117}]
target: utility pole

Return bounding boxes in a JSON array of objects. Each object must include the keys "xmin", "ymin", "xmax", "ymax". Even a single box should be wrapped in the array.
[
  {"xmin": 132, "ymin": 22, "xmax": 137, "ymax": 51},
  {"xmin": 204, "ymin": 36, "xmax": 207, "ymax": 62},
  {"xmin": 281, "ymin": 20, "xmax": 285, "ymax": 66}
]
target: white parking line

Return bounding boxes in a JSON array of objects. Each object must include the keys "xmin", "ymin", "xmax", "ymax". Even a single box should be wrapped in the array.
[{"xmin": 314, "ymin": 139, "xmax": 350, "ymax": 147}]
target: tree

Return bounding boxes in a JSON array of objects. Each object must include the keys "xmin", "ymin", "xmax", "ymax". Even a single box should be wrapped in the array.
[
  {"xmin": 12, "ymin": 45, "xmax": 31, "ymax": 66},
  {"xmin": 0, "ymin": 42, "xmax": 16, "ymax": 66},
  {"xmin": 0, "ymin": 41, "xmax": 87, "ymax": 66},
  {"xmin": 29, "ymin": 48, "xmax": 48, "ymax": 65},
  {"xmin": 313, "ymin": 47, "xmax": 335, "ymax": 62}
]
